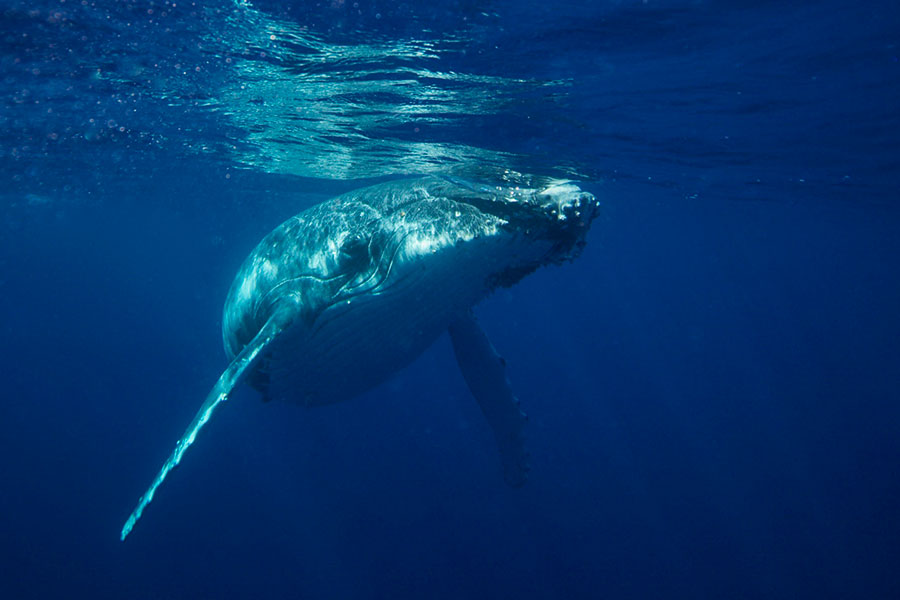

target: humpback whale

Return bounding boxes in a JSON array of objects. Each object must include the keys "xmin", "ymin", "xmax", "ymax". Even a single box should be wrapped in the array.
[{"xmin": 121, "ymin": 174, "xmax": 599, "ymax": 540}]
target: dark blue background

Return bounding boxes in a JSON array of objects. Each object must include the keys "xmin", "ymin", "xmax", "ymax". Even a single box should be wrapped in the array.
[{"xmin": 1, "ymin": 1, "xmax": 899, "ymax": 598}]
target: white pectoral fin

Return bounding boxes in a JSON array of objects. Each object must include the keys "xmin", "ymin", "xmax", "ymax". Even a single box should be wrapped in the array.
[
  {"xmin": 120, "ymin": 316, "xmax": 283, "ymax": 541},
  {"xmin": 448, "ymin": 312, "xmax": 529, "ymax": 487}
]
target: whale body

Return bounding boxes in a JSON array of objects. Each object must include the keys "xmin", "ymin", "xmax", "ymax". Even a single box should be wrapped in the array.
[{"xmin": 121, "ymin": 174, "xmax": 599, "ymax": 540}]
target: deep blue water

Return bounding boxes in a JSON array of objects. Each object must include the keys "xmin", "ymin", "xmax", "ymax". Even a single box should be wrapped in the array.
[{"xmin": 2, "ymin": 1, "xmax": 899, "ymax": 598}]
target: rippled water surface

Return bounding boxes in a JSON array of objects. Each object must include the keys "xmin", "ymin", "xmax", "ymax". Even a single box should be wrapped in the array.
[{"xmin": 4, "ymin": 1, "xmax": 898, "ymax": 196}]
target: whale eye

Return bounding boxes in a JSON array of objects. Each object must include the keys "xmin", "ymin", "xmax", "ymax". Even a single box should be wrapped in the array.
[{"xmin": 338, "ymin": 235, "xmax": 368, "ymax": 270}]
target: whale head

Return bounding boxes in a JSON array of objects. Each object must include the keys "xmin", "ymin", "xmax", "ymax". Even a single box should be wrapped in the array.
[{"xmin": 431, "ymin": 175, "xmax": 600, "ymax": 289}]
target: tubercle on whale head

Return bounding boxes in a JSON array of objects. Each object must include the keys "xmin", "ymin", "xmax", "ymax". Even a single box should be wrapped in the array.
[
  {"xmin": 536, "ymin": 181, "xmax": 600, "ymax": 226},
  {"xmin": 443, "ymin": 175, "xmax": 599, "ymax": 231},
  {"xmin": 533, "ymin": 180, "xmax": 600, "ymax": 264}
]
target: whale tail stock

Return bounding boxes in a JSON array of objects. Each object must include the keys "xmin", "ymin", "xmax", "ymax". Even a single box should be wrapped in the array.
[{"xmin": 120, "ymin": 315, "xmax": 283, "ymax": 541}]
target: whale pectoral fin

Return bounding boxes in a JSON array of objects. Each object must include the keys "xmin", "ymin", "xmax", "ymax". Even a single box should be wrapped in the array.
[
  {"xmin": 120, "ymin": 315, "xmax": 284, "ymax": 541},
  {"xmin": 448, "ymin": 312, "xmax": 529, "ymax": 487}
]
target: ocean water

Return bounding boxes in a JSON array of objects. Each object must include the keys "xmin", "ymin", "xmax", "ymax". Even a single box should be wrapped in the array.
[{"xmin": 1, "ymin": 1, "xmax": 899, "ymax": 598}]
